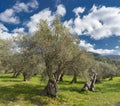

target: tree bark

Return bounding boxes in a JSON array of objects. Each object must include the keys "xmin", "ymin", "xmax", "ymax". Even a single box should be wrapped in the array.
[
  {"xmin": 54, "ymin": 63, "xmax": 64, "ymax": 82},
  {"xmin": 109, "ymin": 75, "xmax": 113, "ymax": 80},
  {"xmin": 13, "ymin": 71, "xmax": 20, "ymax": 78},
  {"xmin": 81, "ymin": 82, "xmax": 90, "ymax": 91},
  {"xmin": 81, "ymin": 72, "xmax": 96, "ymax": 92},
  {"xmin": 89, "ymin": 72, "xmax": 96, "ymax": 91},
  {"xmin": 59, "ymin": 73, "xmax": 64, "ymax": 82},
  {"xmin": 71, "ymin": 71, "xmax": 77, "ymax": 83},
  {"xmin": 40, "ymin": 78, "xmax": 58, "ymax": 97},
  {"xmin": 40, "ymin": 59, "xmax": 58, "ymax": 97},
  {"xmin": 23, "ymin": 72, "xmax": 30, "ymax": 81}
]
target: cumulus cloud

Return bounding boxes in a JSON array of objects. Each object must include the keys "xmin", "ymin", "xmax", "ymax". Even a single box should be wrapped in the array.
[
  {"xmin": 73, "ymin": 7, "xmax": 85, "ymax": 16},
  {"xmin": 0, "ymin": 30, "xmax": 23, "ymax": 40},
  {"xmin": 27, "ymin": 4, "xmax": 66, "ymax": 33},
  {"xmin": 64, "ymin": 5, "xmax": 120, "ymax": 40},
  {"xmin": 79, "ymin": 40, "xmax": 119, "ymax": 55},
  {"xmin": 0, "ymin": 9, "xmax": 20, "ymax": 24},
  {"xmin": 0, "ymin": 23, "xmax": 10, "ymax": 39},
  {"xmin": 80, "ymin": 40, "xmax": 94, "ymax": 50},
  {"xmin": 12, "ymin": 28, "xmax": 25, "ymax": 33},
  {"xmin": 0, "ymin": 30, "xmax": 18, "ymax": 40},
  {"xmin": 0, "ymin": 23, "xmax": 8, "ymax": 31},
  {"xmin": 64, "ymin": 19, "xmax": 74, "ymax": 33},
  {"xmin": 56, "ymin": 4, "xmax": 66, "ymax": 16},
  {"xmin": 115, "ymin": 46, "xmax": 119, "ymax": 49},
  {"xmin": 0, "ymin": 0, "xmax": 38, "ymax": 24},
  {"xmin": 0, "ymin": 23, "xmax": 25, "ymax": 39},
  {"xmin": 27, "ymin": 8, "xmax": 55, "ymax": 33},
  {"xmin": 13, "ymin": 0, "xmax": 39, "ymax": 13}
]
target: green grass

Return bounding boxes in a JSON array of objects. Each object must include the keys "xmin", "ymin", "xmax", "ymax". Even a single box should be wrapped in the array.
[{"xmin": 0, "ymin": 74, "xmax": 120, "ymax": 106}]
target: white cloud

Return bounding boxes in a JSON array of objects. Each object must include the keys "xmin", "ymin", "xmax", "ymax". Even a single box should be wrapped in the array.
[
  {"xmin": 0, "ymin": 23, "xmax": 24, "ymax": 39},
  {"xmin": 27, "ymin": 8, "xmax": 55, "ymax": 33},
  {"xmin": 80, "ymin": 40, "xmax": 94, "ymax": 50},
  {"xmin": 0, "ymin": 9, "xmax": 20, "ymax": 24},
  {"xmin": 64, "ymin": 5, "xmax": 120, "ymax": 40},
  {"xmin": 91, "ymin": 49, "xmax": 115, "ymax": 55},
  {"xmin": 64, "ymin": 19, "xmax": 74, "ymax": 33},
  {"xmin": 27, "ymin": 0, "xmax": 39, "ymax": 10},
  {"xmin": 73, "ymin": 7, "xmax": 85, "ymax": 16},
  {"xmin": 0, "ymin": 0, "xmax": 39, "ymax": 24},
  {"xmin": 13, "ymin": 0, "xmax": 38, "ymax": 13},
  {"xmin": 79, "ymin": 40, "xmax": 119, "ymax": 55},
  {"xmin": 56, "ymin": 4, "xmax": 66, "ymax": 16},
  {"xmin": 0, "ymin": 23, "xmax": 10, "ymax": 39},
  {"xmin": 12, "ymin": 28, "xmax": 25, "ymax": 33},
  {"xmin": 0, "ymin": 30, "xmax": 18, "ymax": 40},
  {"xmin": 115, "ymin": 46, "xmax": 119, "ymax": 49},
  {"xmin": 0, "ymin": 23, "xmax": 8, "ymax": 31},
  {"xmin": 27, "ymin": 4, "xmax": 66, "ymax": 33},
  {"xmin": 0, "ymin": 30, "xmax": 23, "ymax": 40}
]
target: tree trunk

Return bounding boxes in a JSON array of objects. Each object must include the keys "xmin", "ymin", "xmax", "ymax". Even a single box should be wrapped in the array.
[
  {"xmin": 54, "ymin": 64, "xmax": 64, "ymax": 82},
  {"xmin": 54, "ymin": 71, "xmax": 63, "ymax": 82},
  {"xmin": 81, "ymin": 82, "xmax": 90, "ymax": 91},
  {"xmin": 109, "ymin": 75, "xmax": 113, "ymax": 80},
  {"xmin": 40, "ymin": 78, "xmax": 58, "ymax": 97},
  {"xmin": 23, "ymin": 72, "xmax": 30, "ymax": 82},
  {"xmin": 59, "ymin": 73, "xmax": 64, "ymax": 82},
  {"xmin": 13, "ymin": 71, "xmax": 20, "ymax": 78},
  {"xmin": 89, "ymin": 72, "xmax": 96, "ymax": 91},
  {"xmin": 71, "ymin": 71, "xmax": 77, "ymax": 83},
  {"xmin": 40, "ymin": 60, "xmax": 58, "ymax": 97},
  {"xmin": 81, "ymin": 72, "xmax": 96, "ymax": 92}
]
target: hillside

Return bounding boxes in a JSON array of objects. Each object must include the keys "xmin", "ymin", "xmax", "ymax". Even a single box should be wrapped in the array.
[{"xmin": 88, "ymin": 52, "xmax": 120, "ymax": 61}]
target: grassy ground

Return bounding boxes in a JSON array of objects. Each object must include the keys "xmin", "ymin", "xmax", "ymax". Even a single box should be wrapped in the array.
[{"xmin": 0, "ymin": 74, "xmax": 120, "ymax": 106}]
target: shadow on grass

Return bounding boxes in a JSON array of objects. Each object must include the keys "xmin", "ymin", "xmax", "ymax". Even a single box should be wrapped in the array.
[
  {"xmin": 0, "ymin": 75, "xmax": 22, "ymax": 82},
  {"xmin": 0, "ymin": 84, "xmax": 48, "ymax": 105},
  {"xmin": 59, "ymin": 79, "xmax": 120, "ymax": 94},
  {"xmin": 0, "ymin": 79, "xmax": 22, "ymax": 82},
  {"xmin": 59, "ymin": 81, "xmax": 83, "ymax": 93},
  {"xmin": 59, "ymin": 80, "xmax": 84, "ymax": 85},
  {"xmin": 60, "ymin": 86, "xmax": 81, "ymax": 92},
  {"xmin": 100, "ymin": 82, "xmax": 120, "ymax": 93},
  {"xmin": 0, "ymin": 75, "xmax": 13, "ymax": 79}
]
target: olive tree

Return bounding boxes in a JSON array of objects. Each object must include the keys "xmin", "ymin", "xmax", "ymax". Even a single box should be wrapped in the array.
[
  {"xmin": 36, "ymin": 18, "xmax": 81, "ymax": 97},
  {"xmin": 0, "ymin": 38, "xmax": 12, "ymax": 73},
  {"xmin": 67, "ymin": 51, "xmax": 92, "ymax": 84},
  {"xmin": 13, "ymin": 36, "xmax": 43, "ymax": 81},
  {"xmin": 18, "ymin": 18, "xmax": 81, "ymax": 97}
]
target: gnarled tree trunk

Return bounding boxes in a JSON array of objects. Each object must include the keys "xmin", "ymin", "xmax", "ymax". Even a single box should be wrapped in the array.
[
  {"xmin": 89, "ymin": 72, "xmax": 96, "ymax": 91},
  {"xmin": 40, "ymin": 78, "xmax": 58, "ymax": 97},
  {"xmin": 40, "ymin": 60, "xmax": 58, "ymax": 97},
  {"xmin": 54, "ymin": 63, "xmax": 64, "ymax": 82},
  {"xmin": 81, "ymin": 72, "xmax": 96, "ymax": 92},
  {"xmin": 71, "ymin": 71, "xmax": 77, "ymax": 83},
  {"xmin": 22, "ymin": 72, "xmax": 31, "ymax": 82},
  {"xmin": 54, "ymin": 71, "xmax": 61, "ymax": 82},
  {"xmin": 81, "ymin": 82, "xmax": 90, "ymax": 91},
  {"xmin": 13, "ymin": 70, "xmax": 21, "ymax": 78},
  {"xmin": 109, "ymin": 75, "xmax": 113, "ymax": 80},
  {"xmin": 59, "ymin": 73, "xmax": 64, "ymax": 82}
]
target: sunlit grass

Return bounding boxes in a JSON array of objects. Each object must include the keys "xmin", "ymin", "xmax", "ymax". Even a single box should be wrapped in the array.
[{"xmin": 0, "ymin": 74, "xmax": 120, "ymax": 106}]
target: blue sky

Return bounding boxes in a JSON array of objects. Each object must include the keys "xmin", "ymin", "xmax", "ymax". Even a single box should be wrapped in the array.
[{"xmin": 0, "ymin": 0, "xmax": 120, "ymax": 55}]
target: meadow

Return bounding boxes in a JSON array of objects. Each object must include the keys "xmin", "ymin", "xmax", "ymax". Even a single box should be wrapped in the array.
[{"xmin": 0, "ymin": 74, "xmax": 120, "ymax": 106}]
